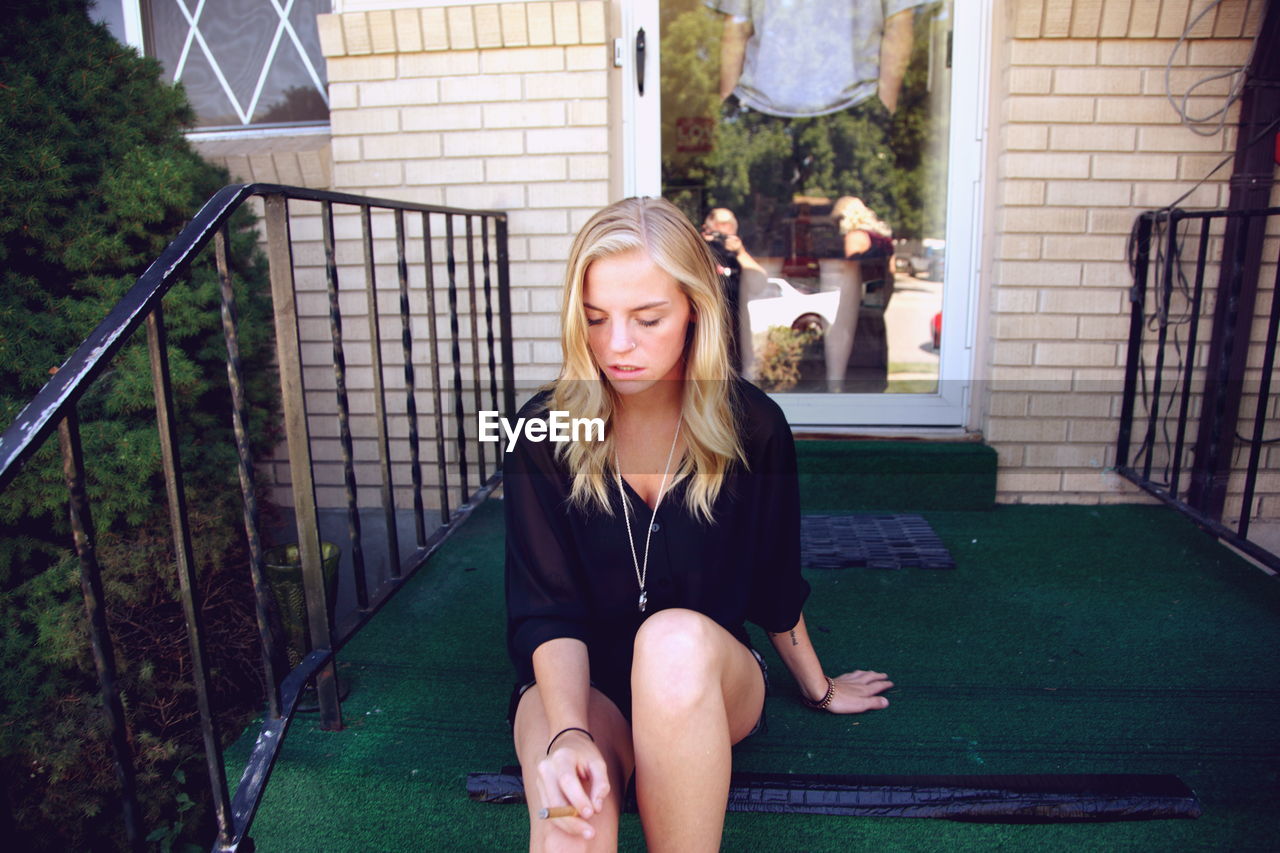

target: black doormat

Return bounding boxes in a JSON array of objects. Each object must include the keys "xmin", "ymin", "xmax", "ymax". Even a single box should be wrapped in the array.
[
  {"xmin": 466, "ymin": 768, "xmax": 1200, "ymax": 822},
  {"xmin": 801, "ymin": 513, "xmax": 955, "ymax": 570}
]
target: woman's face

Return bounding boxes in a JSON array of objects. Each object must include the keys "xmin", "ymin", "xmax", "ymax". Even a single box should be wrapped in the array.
[{"xmin": 582, "ymin": 247, "xmax": 693, "ymax": 396}]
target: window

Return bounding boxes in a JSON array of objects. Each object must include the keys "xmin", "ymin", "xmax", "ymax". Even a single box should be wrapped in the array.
[
  {"xmin": 627, "ymin": 0, "xmax": 985, "ymax": 427},
  {"xmin": 93, "ymin": 0, "xmax": 331, "ymax": 131}
]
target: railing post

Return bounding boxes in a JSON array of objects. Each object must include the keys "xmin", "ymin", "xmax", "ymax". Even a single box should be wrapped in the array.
[
  {"xmin": 465, "ymin": 216, "xmax": 486, "ymax": 483},
  {"xmin": 361, "ymin": 206, "xmax": 403, "ymax": 579},
  {"xmin": 216, "ymin": 227, "xmax": 283, "ymax": 721},
  {"xmin": 1238, "ymin": 252, "xmax": 1280, "ymax": 538},
  {"xmin": 445, "ymin": 215, "xmax": 471, "ymax": 503},
  {"xmin": 422, "ymin": 213, "xmax": 451, "ymax": 523},
  {"xmin": 1186, "ymin": 0, "xmax": 1280, "ymax": 519},
  {"xmin": 1168, "ymin": 222, "xmax": 1213, "ymax": 498},
  {"xmin": 1116, "ymin": 213, "xmax": 1152, "ymax": 469},
  {"xmin": 264, "ymin": 194, "xmax": 343, "ymax": 731},
  {"xmin": 495, "ymin": 215, "xmax": 516, "ymax": 421},
  {"xmin": 481, "ymin": 216, "xmax": 500, "ymax": 475},
  {"xmin": 396, "ymin": 209, "xmax": 428, "ymax": 549},
  {"xmin": 1188, "ymin": 212, "xmax": 1258, "ymax": 519},
  {"xmin": 322, "ymin": 201, "xmax": 370, "ymax": 613},
  {"xmin": 1139, "ymin": 212, "xmax": 1181, "ymax": 483},
  {"xmin": 57, "ymin": 411, "xmax": 145, "ymax": 852},
  {"xmin": 146, "ymin": 305, "xmax": 232, "ymax": 844}
]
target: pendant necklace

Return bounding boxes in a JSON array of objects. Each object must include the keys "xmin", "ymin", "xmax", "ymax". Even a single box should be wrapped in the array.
[{"xmin": 614, "ymin": 417, "xmax": 682, "ymax": 614}]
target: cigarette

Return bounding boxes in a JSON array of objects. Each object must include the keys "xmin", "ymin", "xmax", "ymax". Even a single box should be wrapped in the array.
[{"xmin": 537, "ymin": 805, "xmax": 579, "ymax": 820}]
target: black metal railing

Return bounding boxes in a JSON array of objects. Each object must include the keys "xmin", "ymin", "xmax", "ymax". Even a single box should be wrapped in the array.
[
  {"xmin": 1117, "ymin": 206, "xmax": 1280, "ymax": 572},
  {"xmin": 0, "ymin": 184, "xmax": 515, "ymax": 850}
]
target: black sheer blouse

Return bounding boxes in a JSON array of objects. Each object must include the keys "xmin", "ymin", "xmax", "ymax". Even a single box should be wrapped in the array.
[{"xmin": 503, "ymin": 378, "xmax": 810, "ymax": 719}]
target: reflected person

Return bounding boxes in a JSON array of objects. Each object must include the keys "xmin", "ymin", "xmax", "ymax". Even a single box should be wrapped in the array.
[
  {"xmin": 716, "ymin": 0, "xmax": 919, "ymax": 118},
  {"xmin": 822, "ymin": 196, "xmax": 894, "ymax": 393},
  {"xmin": 701, "ymin": 207, "xmax": 769, "ymax": 381}
]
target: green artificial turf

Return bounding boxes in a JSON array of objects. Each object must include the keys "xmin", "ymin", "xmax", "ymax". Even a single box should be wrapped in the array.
[
  {"xmin": 227, "ymin": 492, "xmax": 1280, "ymax": 851},
  {"xmin": 795, "ymin": 440, "xmax": 997, "ymax": 511}
]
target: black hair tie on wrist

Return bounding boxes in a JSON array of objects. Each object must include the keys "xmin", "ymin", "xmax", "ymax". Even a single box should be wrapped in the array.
[{"xmin": 546, "ymin": 726, "xmax": 594, "ymax": 755}]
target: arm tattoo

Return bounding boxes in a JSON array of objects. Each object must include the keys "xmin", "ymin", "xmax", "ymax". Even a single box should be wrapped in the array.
[{"xmin": 768, "ymin": 630, "xmax": 801, "ymax": 646}]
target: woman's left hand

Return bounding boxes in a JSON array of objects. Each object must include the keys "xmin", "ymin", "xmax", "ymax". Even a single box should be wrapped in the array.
[{"xmin": 822, "ymin": 670, "xmax": 893, "ymax": 714}]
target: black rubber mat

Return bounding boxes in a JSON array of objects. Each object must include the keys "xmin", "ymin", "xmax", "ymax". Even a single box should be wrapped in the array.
[
  {"xmin": 801, "ymin": 513, "xmax": 955, "ymax": 570},
  {"xmin": 466, "ymin": 768, "xmax": 1200, "ymax": 822}
]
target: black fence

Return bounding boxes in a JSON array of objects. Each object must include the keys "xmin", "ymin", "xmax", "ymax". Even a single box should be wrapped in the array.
[
  {"xmin": 1117, "ymin": 206, "xmax": 1280, "ymax": 572},
  {"xmin": 0, "ymin": 184, "xmax": 515, "ymax": 850}
]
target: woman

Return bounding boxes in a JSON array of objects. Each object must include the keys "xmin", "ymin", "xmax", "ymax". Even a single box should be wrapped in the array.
[
  {"xmin": 821, "ymin": 196, "xmax": 895, "ymax": 393},
  {"xmin": 699, "ymin": 206, "xmax": 770, "ymax": 382},
  {"xmin": 505, "ymin": 197, "xmax": 892, "ymax": 852}
]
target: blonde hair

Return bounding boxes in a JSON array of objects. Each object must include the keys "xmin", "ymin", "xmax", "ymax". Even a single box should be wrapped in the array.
[
  {"xmin": 832, "ymin": 196, "xmax": 892, "ymax": 239},
  {"xmin": 541, "ymin": 197, "xmax": 745, "ymax": 524}
]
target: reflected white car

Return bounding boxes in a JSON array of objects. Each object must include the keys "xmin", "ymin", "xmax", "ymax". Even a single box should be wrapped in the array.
[{"xmin": 746, "ymin": 277, "xmax": 842, "ymax": 336}]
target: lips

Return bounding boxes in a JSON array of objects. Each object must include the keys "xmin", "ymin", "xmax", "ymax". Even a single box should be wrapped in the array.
[{"xmin": 609, "ymin": 364, "xmax": 644, "ymax": 376}]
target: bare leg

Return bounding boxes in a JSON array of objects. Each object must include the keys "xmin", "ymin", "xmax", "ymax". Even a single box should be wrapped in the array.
[
  {"xmin": 513, "ymin": 685, "xmax": 635, "ymax": 853},
  {"xmin": 823, "ymin": 262, "xmax": 863, "ymax": 393},
  {"xmin": 630, "ymin": 609, "xmax": 767, "ymax": 853}
]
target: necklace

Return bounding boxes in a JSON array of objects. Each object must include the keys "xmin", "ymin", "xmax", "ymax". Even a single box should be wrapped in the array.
[{"xmin": 614, "ymin": 417, "xmax": 682, "ymax": 614}]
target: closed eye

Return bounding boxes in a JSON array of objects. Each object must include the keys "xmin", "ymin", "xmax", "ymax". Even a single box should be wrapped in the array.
[{"xmin": 585, "ymin": 317, "xmax": 661, "ymax": 327}]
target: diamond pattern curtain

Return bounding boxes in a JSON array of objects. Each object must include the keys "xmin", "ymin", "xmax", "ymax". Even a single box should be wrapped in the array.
[{"xmin": 144, "ymin": 0, "xmax": 330, "ymax": 129}]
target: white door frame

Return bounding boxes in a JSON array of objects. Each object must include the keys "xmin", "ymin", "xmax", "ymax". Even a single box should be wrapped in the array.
[{"xmin": 620, "ymin": 0, "xmax": 989, "ymax": 429}]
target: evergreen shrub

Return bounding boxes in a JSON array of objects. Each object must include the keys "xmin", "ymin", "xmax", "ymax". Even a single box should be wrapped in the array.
[{"xmin": 0, "ymin": 1, "xmax": 279, "ymax": 848}]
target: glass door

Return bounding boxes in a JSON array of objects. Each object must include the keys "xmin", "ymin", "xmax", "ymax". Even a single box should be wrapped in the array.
[{"xmin": 625, "ymin": 0, "xmax": 987, "ymax": 427}]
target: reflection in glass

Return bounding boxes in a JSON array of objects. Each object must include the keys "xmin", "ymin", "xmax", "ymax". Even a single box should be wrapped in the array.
[
  {"xmin": 142, "ymin": 0, "xmax": 330, "ymax": 130},
  {"xmin": 661, "ymin": 0, "xmax": 951, "ymax": 394}
]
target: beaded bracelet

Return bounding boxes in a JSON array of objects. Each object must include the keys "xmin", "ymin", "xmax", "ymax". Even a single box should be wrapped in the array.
[
  {"xmin": 546, "ymin": 726, "xmax": 594, "ymax": 755},
  {"xmin": 803, "ymin": 676, "xmax": 836, "ymax": 711}
]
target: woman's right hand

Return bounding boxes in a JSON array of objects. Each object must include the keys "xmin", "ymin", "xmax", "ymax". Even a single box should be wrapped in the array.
[{"xmin": 536, "ymin": 730, "xmax": 610, "ymax": 842}]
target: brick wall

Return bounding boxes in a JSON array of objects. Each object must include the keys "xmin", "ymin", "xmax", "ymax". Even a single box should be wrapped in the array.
[
  {"xmin": 264, "ymin": 1, "xmax": 609, "ymax": 509},
  {"xmin": 317, "ymin": 0, "xmax": 608, "ymax": 385},
  {"xmin": 987, "ymin": 0, "xmax": 1272, "ymax": 517}
]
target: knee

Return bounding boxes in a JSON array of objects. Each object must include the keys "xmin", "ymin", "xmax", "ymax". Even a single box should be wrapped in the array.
[
  {"xmin": 529, "ymin": 823, "xmax": 604, "ymax": 853},
  {"xmin": 631, "ymin": 609, "xmax": 719, "ymax": 711}
]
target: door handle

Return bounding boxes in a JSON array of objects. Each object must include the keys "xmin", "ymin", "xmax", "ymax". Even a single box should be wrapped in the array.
[{"xmin": 636, "ymin": 27, "xmax": 646, "ymax": 96}]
